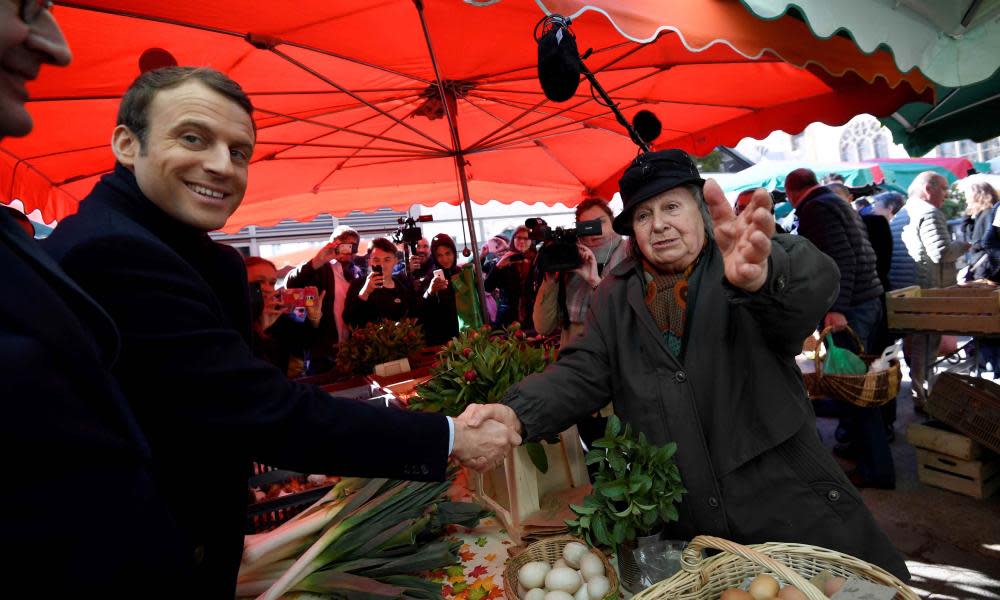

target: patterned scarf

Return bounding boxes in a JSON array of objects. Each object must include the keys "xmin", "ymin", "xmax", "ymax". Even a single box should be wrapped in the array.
[{"xmin": 642, "ymin": 258, "xmax": 697, "ymax": 357}]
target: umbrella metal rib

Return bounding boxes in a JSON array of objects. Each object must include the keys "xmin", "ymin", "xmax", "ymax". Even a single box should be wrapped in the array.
[
  {"xmin": 251, "ymin": 107, "xmax": 445, "ymax": 153},
  {"xmin": 414, "ymin": 0, "xmax": 489, "ymax": 320},
  {"xmin": 465, "ymin": 42, "xmax": 650, "ymax": 151},
  {"xmin": 268, "ymin": 47, "xmax": 451, "ymax": 151}
]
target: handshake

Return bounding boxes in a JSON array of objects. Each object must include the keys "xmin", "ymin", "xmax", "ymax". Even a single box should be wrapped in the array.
[{"xmin": 452, "ymin": 404, "xmax": 523, "ymax": 472}]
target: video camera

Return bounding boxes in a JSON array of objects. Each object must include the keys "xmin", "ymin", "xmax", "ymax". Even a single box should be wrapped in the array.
[
  {"xmin": 524, "ymin": 217, "xmax": 602, "ymax": 273},
  {"xmin": 392, "ymin": 215, "xmax": 433, "ymax": 253}
]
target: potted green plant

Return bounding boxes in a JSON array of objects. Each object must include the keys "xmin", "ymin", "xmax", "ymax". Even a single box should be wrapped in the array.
[
  {"xmin": 335, "ymin": 318, "xmax": 425, "ymax": 375},
  {"xmin": 407, "ymin": 322, "xmax": 554, "ymax": 471},
  {"xmin": 566, "ymin": 415, "xmax": 686, "ymax": 592}
]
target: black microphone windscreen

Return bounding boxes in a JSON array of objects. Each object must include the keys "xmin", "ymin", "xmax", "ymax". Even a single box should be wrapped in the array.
[
  {"xmin": 537, "ymin": 25, "xmax": 582, "ymax": 102},
  {"xmin": 632, "ymin": 110, "xmax": 662, "ymax": 145}
]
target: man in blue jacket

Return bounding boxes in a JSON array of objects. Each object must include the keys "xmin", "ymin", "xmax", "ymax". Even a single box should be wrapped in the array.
[
  {"xmin": 43, "ymin": 66, "xmax": 518, "ymax": 597},
  {"xmin": 1, "ymin": 3, "xmax": 193, "ymax": 595}
]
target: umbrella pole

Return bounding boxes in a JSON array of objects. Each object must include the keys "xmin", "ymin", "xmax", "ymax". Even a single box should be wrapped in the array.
[
  {"xmin": 413, "ymin": 0, "xmax": 488, "ymax": 325},
  {"xmin": 453, "ymin": 151, "xmax": 490, "ymax": 326}
]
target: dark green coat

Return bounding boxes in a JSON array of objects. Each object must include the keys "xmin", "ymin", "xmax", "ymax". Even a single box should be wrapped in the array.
[{"xmin": 504, "ymin": 234, "xmax": 909, "ymax": 580}]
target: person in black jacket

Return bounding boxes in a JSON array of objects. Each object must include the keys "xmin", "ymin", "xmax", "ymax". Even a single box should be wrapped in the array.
[
  {"xmin": 41, "ymin": 66, "xmax": 520, "ymax": 597},
  {"xmin": 786, "ymin": 169, "xmax": 895, "ymax": 489},
  {"xmin": 344, "ymin": 236, "xmax": 418, "ymax": 328},
  {"xmin": 246, "ymin": 256, "xmax": 323, "ymax": 377},
  {"xmin": 1, "ymin": 6, "xmax": 193, "ymax": 596},
  {"xmin": 417, "ymin": 233, "xmax": 462, "ymax": 345}
]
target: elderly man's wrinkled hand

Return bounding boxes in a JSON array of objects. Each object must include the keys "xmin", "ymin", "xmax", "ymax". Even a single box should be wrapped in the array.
[{"xmin": 704, "ymin": 179, "xmax": 774, "ymax": 293}]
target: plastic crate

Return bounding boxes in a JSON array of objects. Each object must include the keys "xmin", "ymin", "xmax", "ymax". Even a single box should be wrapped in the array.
[
  {"xmin": 927, "ymin": 373, "xmax": 1000, "ymax": 455},
  {"xmin": 246, "ymin": 463, "xmax": 335, "ymax": 534}
]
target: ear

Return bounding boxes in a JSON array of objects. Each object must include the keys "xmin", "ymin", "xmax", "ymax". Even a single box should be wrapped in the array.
[{"xmin": 111, "ymin": 125, "xmax": 140, "ymax": 168}]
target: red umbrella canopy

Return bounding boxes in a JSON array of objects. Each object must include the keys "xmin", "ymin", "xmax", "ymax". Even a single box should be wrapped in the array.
[{"xmin": 1, "ymin": 1, "xmax": 932, "ymax": 232}]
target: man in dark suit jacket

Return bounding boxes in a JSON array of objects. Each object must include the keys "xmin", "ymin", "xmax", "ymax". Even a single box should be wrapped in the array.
[
  {"xmin": 1, "ymin": 5, "xmax": 192, "ymax": 595},
  {"xmin": 42, "ymin": 67, "xmax": 518, "ymax": 597}
]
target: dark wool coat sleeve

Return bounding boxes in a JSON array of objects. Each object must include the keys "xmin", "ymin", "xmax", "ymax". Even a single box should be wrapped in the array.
[{"xmin": 51, "ymin": 232, "xmax": 449, "ymax": 476}]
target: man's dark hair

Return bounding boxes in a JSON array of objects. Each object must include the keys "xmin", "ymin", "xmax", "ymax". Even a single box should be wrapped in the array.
[
  {"xmin": 575, "ymin": 197, "xmax": 613, "ymax": 222},
  {"xmin": 370, "ymin": 237, "xmax": 398, "ymax": 255},
  {"xmin": 117, "ymin": 66, "xmax": 255, "ymax": 148},
  {"xmin": 785, "ymin": 168, "xmax": 818, "ymax": 193}
]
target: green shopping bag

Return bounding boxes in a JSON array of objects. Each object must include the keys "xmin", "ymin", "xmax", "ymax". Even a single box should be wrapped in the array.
[
  {"xmin": 451, "ymin": 263, "xmax": 483, "ymax": 330},
  {"xmin": 822, "ymin": 333, "xmax": 867, "ymax": 375}
]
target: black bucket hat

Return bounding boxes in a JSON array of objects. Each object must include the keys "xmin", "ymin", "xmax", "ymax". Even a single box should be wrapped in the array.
[{"xmin": 613, "ymin": 149, "xmax": 705, "ymax": 235}]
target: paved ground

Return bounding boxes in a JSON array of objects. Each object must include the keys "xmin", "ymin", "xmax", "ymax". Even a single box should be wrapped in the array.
[{"xmin": 815, "ymin": 355, "xmax": 1000, "ymax": 599}]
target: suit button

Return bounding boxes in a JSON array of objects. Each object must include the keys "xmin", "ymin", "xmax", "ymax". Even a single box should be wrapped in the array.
[
  {"xmin": 707, "ymin": 497, "xmax": 719, "ymax": 508},
  {"xmin": 193, "ymin": 545, "xmax": 206, "ymax": 565},
  {"xmin": 827, "ymin": 489, "xmax": 841, "ymax": 502},
  {"xmin": 674, "ymin": 371, "xmax": 687, "ymax": 383},
  {"xmin": 775, "ymin": 275, "xmax": 787, "ymax": 291}
]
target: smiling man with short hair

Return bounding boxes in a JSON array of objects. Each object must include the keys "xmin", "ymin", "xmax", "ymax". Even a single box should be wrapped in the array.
[{"xmin": 43, "ymin": 66, "xmax": 520, "ymax": 597}]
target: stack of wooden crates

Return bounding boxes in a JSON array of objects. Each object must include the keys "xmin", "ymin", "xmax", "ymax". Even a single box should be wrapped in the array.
[{"xmin": 906, "ymin": 421, "xmax": 1000, "ymax": 499}]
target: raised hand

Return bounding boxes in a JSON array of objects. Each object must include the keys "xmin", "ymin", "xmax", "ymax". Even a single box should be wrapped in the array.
[
  {"xmin": 306, "ymin": 290, "xmax": 326, "ymax": 325},
  {"xmin": 358, "ymin": 269, "xmax": 383, "ymax": 300},
  {"xmin": 575, "ymin": 244, "xmax": 599, "ymax": 287},
  {"xmin": 704, "ymin": 179, "xmax": 774, "ymax": 293},
  {"xmin": 310, "ymin": 242, "xmax": 339, "ymax": 269}
]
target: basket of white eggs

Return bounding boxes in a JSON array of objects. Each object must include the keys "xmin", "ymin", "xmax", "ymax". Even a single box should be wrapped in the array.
[{"xmin": 504, "ymin": 536, "xmax": 620, "ymax": 600}]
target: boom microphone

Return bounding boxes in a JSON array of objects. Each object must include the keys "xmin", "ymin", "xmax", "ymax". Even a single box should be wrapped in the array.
[
  {"xmin": 631, "ymin": 110, "xmax": 662, "ymax": 147},
  {"xmin": 536, "ymin": 15, "xmax": 582, "ymax": 102}
]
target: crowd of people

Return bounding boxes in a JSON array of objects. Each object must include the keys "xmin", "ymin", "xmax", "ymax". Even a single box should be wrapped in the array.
[{"xmin": 6, "ymin": 2, "xmax": 1000, "ymax": 596}]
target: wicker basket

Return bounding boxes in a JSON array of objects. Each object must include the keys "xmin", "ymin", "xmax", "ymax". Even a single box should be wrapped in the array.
[
  {"xmin": 503, "ymin": 535, "xmax": 619, "ymax": 600},
  {"xmin": 802, "ymin": 326, "xmax": 901, "ymax": 408},
  {"xmin": 632, "ymin": 536, "xmax": 917, "ymax": 600},
  {"xmin": 928, "ymin": 372, "xmax": 1000, "ymax": 454}
]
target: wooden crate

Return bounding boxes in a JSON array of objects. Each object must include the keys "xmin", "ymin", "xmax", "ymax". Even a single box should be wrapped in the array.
[
  {"xmin": 906, "ymin": 420, "xmax": 987, "ymax": 461},
  {"xmin": 886, "ymin": 285, "xmax": 1000, "ymax": 334},
  {"xmin": 915, "ymin": 448, "xmax": 1000, "ymax": 500},
  {"xmin": 474, "ymin": 425, "xmax": 589, "ymax": 545}
]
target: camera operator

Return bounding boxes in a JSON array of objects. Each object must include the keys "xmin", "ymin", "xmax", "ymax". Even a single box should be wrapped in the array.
[
  {"xmin": 533, "ymin": 199, "xmax": 628, "ymax": 346},
  {"xmin": 485, "ymin": 225, "xmax": 537, "ymax": 327},
  {"xmin": 393, "ymin": 236, "xmax": 432, "ymax": 282},
  {"xmin": 246, "ymin": 257, "xmax": 325, "ymax": 377},
  {"xmin": 416, "ymin": 234, "xmax": 463, "ymax": 345},
  {"xmin": 344, "ymin": 237, "xmax": 418, "ymax": 328}
]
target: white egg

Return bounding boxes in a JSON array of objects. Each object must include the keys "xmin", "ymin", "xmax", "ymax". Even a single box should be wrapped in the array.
[
  {"xmin": 518, "ymin": 561, "xmax": 551, "ymax": 590},
  {"xmin": 524, "ymin": 588, "xmax": 546, "ymax": 600},
  {"xmin": 544, "ymin": 592, "xmax": 575, "ymax": 600},
  {"xmin": 587, "ymin": 575, "xmax": 611, "ymax": 600},
  {"xmin": 562, "ymin": 542, "xmax": 589, "ymax": 568},
  {"xmin": 578, "ymin": 552, "xmax": 605, "ymax": 580},
  {"xmin": 552, "ymin": 558, "xmax": 569, "ymax": 569},
  {"xmin": 574, "ymin": 582, "xmax": 590, "ymax": 600},
  {"xmin": 545, "ymin": 567, "xmax": 583, "ymax": 594}
]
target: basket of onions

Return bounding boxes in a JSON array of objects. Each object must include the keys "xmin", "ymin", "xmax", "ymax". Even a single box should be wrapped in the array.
[{"xmin": 504, "ymin": 536, "xmax": 619, "ymax": 600}]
